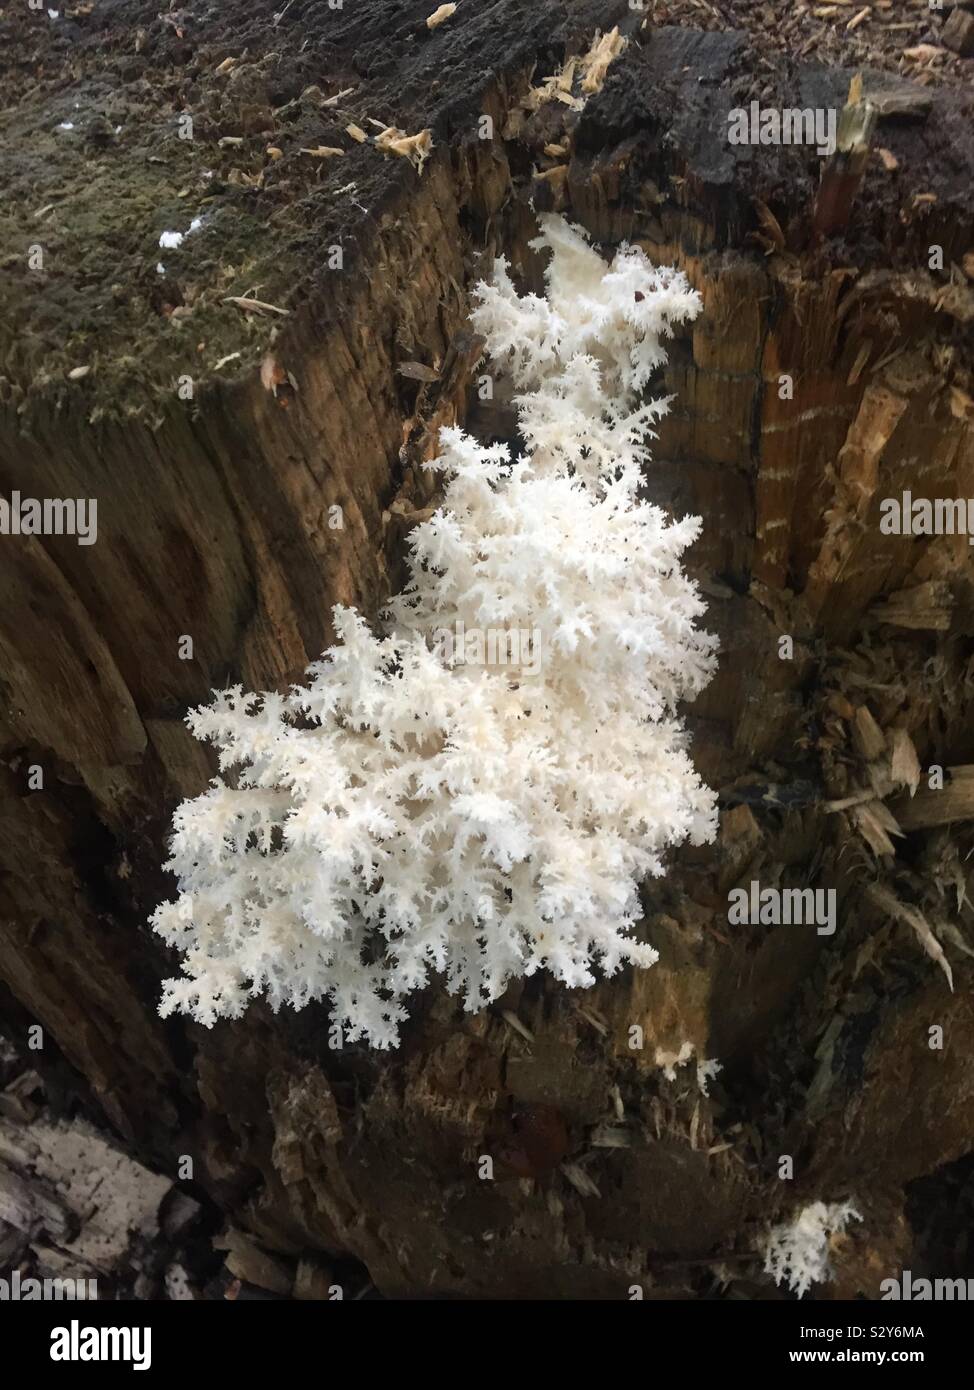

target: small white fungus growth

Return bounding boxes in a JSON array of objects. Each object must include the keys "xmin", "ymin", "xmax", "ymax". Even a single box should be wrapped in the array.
[
  {"xmin": 164, "ymin": 1264, "xmax": 195, "ymax": 1300},
  {"xmin": 150, "ymin": 214, "xmax": 717, "ymax": 1047},
  {"xmin": 654, "ymin": 1041, "xmax": 721, "ymax": 1093},
  {"xmin": 654, "ymin": 1041, "xmax": 694, "ymax": 1081},
  {"xmin": 695, "ymin": 1056, "xmax": 721, "ymax": 1096},
  {"xmin": 762, "ymin": 1200, "xmax": 862, "ymax": 1298},
  {"xmin": 158, "ymin": 218, "xmax": 203, "ymax": 251}
]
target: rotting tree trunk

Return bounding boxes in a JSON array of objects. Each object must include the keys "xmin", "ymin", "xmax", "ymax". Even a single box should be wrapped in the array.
[{"xmin": 2, "ymin": 1, "xmax": 974, "ymax": 1299}]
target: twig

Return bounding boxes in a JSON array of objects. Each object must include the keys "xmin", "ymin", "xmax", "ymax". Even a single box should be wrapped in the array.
[{"xmin": 223, "ymin": 296, "xmax": 289, "ymax": 317}]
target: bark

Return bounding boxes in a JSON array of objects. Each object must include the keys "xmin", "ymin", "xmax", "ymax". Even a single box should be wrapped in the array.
[{"xmin": 2, "ymin": 2, "xmax": 974, "ymax": 1299}]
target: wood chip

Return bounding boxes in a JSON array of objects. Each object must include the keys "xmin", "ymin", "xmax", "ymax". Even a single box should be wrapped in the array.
[
  {"xmin": 871, "ymin": 580, "xmax": 953, "ymax": 631},
  {"xmin": 949, "ymin": 385, "xmax": 974, "ymax": 422},
  {"xmin": 426, "ymin": 2, "xmax": 456, "ymax": 28},
  {"xmin": 876, "ymin": 146, "xmax": 898, "ymax": 172},
  {"xmin": 221, "ymin": 1229, "xmax": 293, "ymax": 1296},
  {"xmin": 852, "ymin": 706, "xmax": 886, "ymax": 762},
  {"xmin": 893, "ymin": 766, "xmax": 974, "ymax": 832},
  {"xmin": 851, "ymin": 800, "xmax": 901, "ymax": 856},
  {"xmin": 374, "ymin": 126, "xmax": 432, "ymax": 173},
  {"xmin": 942, "ymin": 7, "xmax": 974, "ymax": 57},
  {"xmin": 846, "ymin": 6, "xmax": 870, "ymax": 32},
  {"xmin": 320, "ymin": 86, "xmax": 355, "ymax": 108},
  {"xmin": 300, "ymin": 146, "xmax": 344, "ymax": 158},
  {"xmin": 345, "ymin": 123, "xmax": 367, "ymax": 143},
  {"xmin": 397, "ymin": 360, "xmax": 440, "ymax": 382},
  {"xmin": 578, "ymin": 26, "xmax": 627, "ymax": 95},
  {"xmin": 889, "ymin": 727, "xmax": 921, "ymax": 797}
]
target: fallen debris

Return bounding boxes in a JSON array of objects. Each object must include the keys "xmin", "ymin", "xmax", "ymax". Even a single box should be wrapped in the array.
[
  {"xmin": 892, "ymin": 766, "xmax": 974, "ymax": 832},
  {"xmin": 426, "ymin": 3, "xmax": 456, "ymax": 29},
  {"xmin": 942, "ymin": 8, "xmax": 974, "ymax": 58},
  {"xmin": 374, "ymin": 125, "xmax": 433, "ymax": 173},
  {"xmin": 813, "ymin": 73, "xmax": 877, "ymax": 237},
  {"xmin": 578, "ymin": 26, "xmax": 627, "ymax": 94},
  {"xmin": 223, "ymin": 295, "xmax": 289, "ymax": 317},
  {"xmin": 866, "ymin": 883, "xmax": 954, "ymax": 990}
]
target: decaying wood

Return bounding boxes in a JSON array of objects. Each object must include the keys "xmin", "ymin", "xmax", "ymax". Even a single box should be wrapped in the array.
[
  {"xmin": 813, "ymin": 76, "xmax": 878, "ymax": 237},
  {"xmin": 893, "ymin": 767, "xmax": 974, "ymax": 832}
]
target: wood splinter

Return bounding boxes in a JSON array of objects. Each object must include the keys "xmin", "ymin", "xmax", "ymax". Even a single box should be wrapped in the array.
[{"xmin": 813, "ymin": 73, "xmax": 877, "ymax": 238}]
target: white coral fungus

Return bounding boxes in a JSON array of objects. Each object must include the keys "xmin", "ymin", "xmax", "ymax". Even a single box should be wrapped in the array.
[
  {"xmin": 150, "ymin": 215, "xmax": 717, "ymax": 1047},
  {"xmin": 763, "ymin": 1201, "xmax": 863, "ymax": 1298}
]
